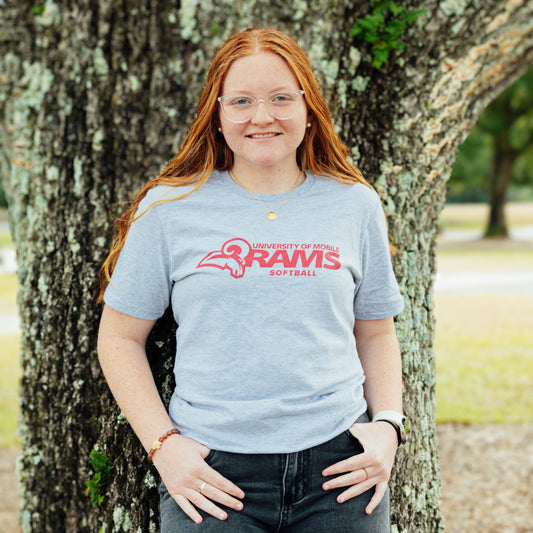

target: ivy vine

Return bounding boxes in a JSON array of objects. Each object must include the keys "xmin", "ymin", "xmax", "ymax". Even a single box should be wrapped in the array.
[
  {"xmin": 85, "ymin": 449, "xmax": 113, "ymax": 507},
  {"xmin": 30, "ymin": 3, "xmax": 46, "ymax": 16},
  {"xmin": 351, "ymin": 0, "xmax": 426, "ymax": 69}
]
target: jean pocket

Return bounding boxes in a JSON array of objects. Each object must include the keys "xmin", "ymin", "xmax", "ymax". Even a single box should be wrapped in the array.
[
  {"xmin": 158, "ymin": 478, "xmax": 170, "ymax": 497},
  {"xmin": 343, "ymin": 429, "xmax": 364, "ymax": 454},
  {"xmin": 204, "ymin": 448, "xmax": 218, "ymax": 464}
]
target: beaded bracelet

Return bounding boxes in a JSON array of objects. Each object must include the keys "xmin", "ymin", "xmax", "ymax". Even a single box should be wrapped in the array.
[{"xmin": 147, "ymin": 429, "xmax": 180, "ymax": 463}]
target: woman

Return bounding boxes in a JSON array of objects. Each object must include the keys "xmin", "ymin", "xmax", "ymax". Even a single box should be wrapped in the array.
[{"xmin": 98, "ymin": 28, "xmax": 406, "ymax": 532}]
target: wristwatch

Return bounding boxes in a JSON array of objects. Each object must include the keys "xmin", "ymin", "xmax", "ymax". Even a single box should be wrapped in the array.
[{"xmin": 372, "ymin": 410, "xmax": 408, "ymax": 445}]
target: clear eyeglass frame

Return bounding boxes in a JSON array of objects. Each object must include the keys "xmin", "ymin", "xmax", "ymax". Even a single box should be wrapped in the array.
[{"xmin": 217, "ymin": 89, "xmax": 305, "ymax": 124}]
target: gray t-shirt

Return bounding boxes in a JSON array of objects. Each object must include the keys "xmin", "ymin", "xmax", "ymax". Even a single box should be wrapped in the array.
[{"xmin": 104, "ymin": 170, "xmax": 404, "ymax": 453}]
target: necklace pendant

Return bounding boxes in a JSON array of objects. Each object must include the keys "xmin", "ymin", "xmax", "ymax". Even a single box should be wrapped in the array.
[{"xmin": 267, "ymin": 211, "xmax": 277, "ymax": 220}]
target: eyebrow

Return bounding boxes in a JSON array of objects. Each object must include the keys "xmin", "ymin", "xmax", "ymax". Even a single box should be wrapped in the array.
[{"xmin": 221, "ymin": 87, "xmax": 300, "ymax": 96}]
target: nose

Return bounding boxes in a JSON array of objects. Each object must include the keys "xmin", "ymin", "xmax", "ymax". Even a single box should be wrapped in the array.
[{"xmin": 251, "ymin": 99, "xmax": 274, "ymax": 124}]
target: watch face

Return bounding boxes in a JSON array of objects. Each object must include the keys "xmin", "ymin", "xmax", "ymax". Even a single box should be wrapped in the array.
[{"xmin": 401, "ymin": 418, "xmax": 408, "ymax": 443}]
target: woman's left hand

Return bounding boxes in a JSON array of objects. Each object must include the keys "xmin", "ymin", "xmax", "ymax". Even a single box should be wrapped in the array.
[{"xmin": 321, "ymin": 421, "xmax": 398, "ymax": 515}]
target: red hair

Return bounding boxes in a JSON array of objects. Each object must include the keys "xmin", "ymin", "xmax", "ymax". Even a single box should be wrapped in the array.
[{"xmin": 98, "ymin": 28, "xmax": 368, "ymax": 302}]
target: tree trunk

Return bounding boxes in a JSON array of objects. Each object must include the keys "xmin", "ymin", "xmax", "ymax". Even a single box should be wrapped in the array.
[
  {"xmin": 485, "ymin": 136, "xmax": 515, "ymax": 237},
  {"xmin": 1, "ymin": 1, "xmax": 532, "ymax": 531}
]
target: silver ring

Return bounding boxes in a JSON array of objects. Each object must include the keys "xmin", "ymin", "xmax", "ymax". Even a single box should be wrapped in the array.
[{"xmin": 198, "ymin": 481, "xmax": 207, "ymax": 493}]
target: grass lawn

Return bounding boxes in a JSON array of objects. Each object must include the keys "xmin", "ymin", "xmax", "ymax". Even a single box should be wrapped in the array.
[
  {"xmin": 0, "ymin": 232, "xmax": 13, "ymax": 247},
  {"xmin": 437, "ymin": 248, "xmax": 533, "ymax": 271},
  {"xmin": 0, "ymin": 271, "xmax": 19, "ymax": 447},
  {"xmin": 435, "ymin": 293, "xmax": 533, "ymax": 424},
  {"xmin": 440, "ymin": 201, "xmax": 533, "ymax": 231},
  {"xmin": 0, "ymin": 273, "xmax": 18, "ymax": 314},
  {"xmin": 435, "ymin": 201, "xmax": 533, "ymax": 423},
  {"xmin": 0, "ymin": 333, "xmax": 20, "ymax": 447}
]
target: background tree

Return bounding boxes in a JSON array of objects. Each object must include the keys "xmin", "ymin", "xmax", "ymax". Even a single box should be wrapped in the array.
[
  {"xmin": 0, "ymin": 185, "xmax": 7, "ymax": 208},
  {"xmin": 448, "ymin": 67, "xmax": 533, "ymax": 236},
  {"xmin": 1, "ymin": 1, "xmax": 532, "ymax": 532}
]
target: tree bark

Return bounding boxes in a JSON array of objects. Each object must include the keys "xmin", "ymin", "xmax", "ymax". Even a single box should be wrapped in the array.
[{"xmin": 1, "ymin": 1, "xmax": 532, "ymax": 531}]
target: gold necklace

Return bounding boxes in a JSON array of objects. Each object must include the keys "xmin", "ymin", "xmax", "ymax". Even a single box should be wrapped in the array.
[{"xmin": 229, "ymin": 169, "xmax": 303, "ymax": 220}]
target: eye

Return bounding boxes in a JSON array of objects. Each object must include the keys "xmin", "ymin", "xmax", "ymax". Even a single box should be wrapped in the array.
[
  {"xmin": 227, "ymin": 96, "xmax": 254, "ymax": 107},
  {"xmin": 270, "ymin": 93, "xmax": 296, "ymax": 105}
]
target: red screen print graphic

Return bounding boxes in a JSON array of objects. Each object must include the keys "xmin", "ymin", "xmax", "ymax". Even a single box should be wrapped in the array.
[
  {"xmin": 197, "ymin": 238, "xmax": 251, "ymax": 278},
  {"xmin": 197, "ymin": 238, "xmax": 341, "ymax": 278}
]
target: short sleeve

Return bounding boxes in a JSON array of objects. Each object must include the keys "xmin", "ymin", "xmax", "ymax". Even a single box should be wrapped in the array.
[
  {"xmin": 104, "ymin": 199, "xmax": 171, "ymax": 320},
  {"xmin": 353, "ymin": 199, "xmax": 404, "ymax": 320}
]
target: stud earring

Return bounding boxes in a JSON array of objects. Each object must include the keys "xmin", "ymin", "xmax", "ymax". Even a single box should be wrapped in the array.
[
  {"xmin": 307, "ymin": 122, "xmax": 311, "ymax": 128},
  {"xmin": 218, "ymin": 127, "xmax": 222, "ymax": 133}
]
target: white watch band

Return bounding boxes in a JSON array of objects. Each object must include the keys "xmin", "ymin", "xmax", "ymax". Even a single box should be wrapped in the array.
[
  {"xmin": 372, "ymin": 410, "xmax": 405, "ymax": 424},
  {"xmin": 372, "ymin": 410, "xmax": 407, "ymax": 444}
]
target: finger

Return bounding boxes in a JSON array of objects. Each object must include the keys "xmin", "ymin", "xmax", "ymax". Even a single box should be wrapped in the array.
[
  {"xmin": 186, "ymin": 488, "xmax": 229, "ymax": 521},
  {"xmin": 204, "ymin": 466, "xmax": 245, "ymax": 499},
  {"xmin": 173, "ymin": 493, "xmax": 204, "ymax": 524},
  {"xmin": 201, "ymin": 482, "xmax": 244, "ymax": 511},
  {"xmin": 322, "ymin": 454, "xmax": 367, "ymax": 477},
  {"xmin": 337, "ymin": 477, "xmax": 375, "ymax": 503},
  {"xmin": 323, "ymin": 467, "xmax": 373, "ymax": 490},
  {"xmin": 366, "ymin": 482, "xmax": 388, "ymax": 514}
]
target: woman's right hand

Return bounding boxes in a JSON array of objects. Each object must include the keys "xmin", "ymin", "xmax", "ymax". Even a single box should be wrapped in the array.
[
  {"xmin": 153, "ymin": 434, "xmax": 245, "ymax": 524},
  {"xmin": 97, "ymin": 307, "xmax": 244, "ymax": 523}
]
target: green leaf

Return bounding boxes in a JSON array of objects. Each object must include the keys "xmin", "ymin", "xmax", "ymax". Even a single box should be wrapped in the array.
[
  {"xmin": 350, "ymin": 23, "xmax": 363, "ymax": 37},
  {"xmin": 514, "ymin": 145, "xmax": 533, "ymax": 185},
  {"xmin": 384, "ymin": 19, "xmax": 406, "ymax": 40},
  {"xmin": 395, "ymin": 39, "xmax": 407, "ymax": 52},
  {"xmin": 371, "ymin": 0, "xmax": 392, "ymax": 14},
  {"xmin": 30, "ymin": 3, "xmax": 45, "ymax": 15},
  {"xmin": 509, "ymin": 111, "xmax": 533, "ymax": 151},
  {"xmin": 373, "ymin": 49, "xmax": 390, "ymax": 68},
  {"xmin": 374, "ymin": 49, "xmax": 389, "ymax": 62},
  {"xmin": 373, "ymin": 40, "xmax": 389, "ymax": 51},
  {"xmin": 358, "ymin": 16, "xmax": 379, "ymax": 32},
  {"xmin": 85, "ymin": 449, "xmax": 113, "ymax": 507},
  {"xmin": 371, "ymin": 12, "xmax": 386, "ymax": 28},
  {"xmin": 351, "ymin": 0, "xmax": 427, "ymax": 69},
  {"xmin": 403, "ymin": 9, "xmax": 427, "ymax": 25},
  {"xmin": 89, "ymin": 449, "xmax": 109, "ymax": 471},
  {"xmin": 364, "ymin": 32, "xmax": 379, "ymax": 44},
  {"xmin": 390, "ymin": 3, "xmax": 404, "ymax": 16}
]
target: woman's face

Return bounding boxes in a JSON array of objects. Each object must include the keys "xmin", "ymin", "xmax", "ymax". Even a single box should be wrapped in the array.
[{"xmin": 218, "ymin": 51, "xmax": 309, "ymax": 173}]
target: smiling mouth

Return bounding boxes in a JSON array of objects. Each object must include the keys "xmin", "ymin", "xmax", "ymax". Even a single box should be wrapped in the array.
[{"xmin": 247, "ymin": 133, "xmax": 281, "ymax": 139}]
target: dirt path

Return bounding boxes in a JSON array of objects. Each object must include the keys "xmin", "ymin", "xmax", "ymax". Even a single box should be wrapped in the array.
[
  {"xmin": 2, "ymin": 424, "xmax": 532, "ymax": 532},
  {"xmin": 438, "ymin": 424, "xmax": 533, "ymax": 533},
  {"xmin": 0, "ymin": 447, "xmax": 20, "ymax": 533}
]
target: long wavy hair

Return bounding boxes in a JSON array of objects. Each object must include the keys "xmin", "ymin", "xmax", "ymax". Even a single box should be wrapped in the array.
[{"xmin": 98, "ymin": 28, "xmax": 369, "ymax": 302}]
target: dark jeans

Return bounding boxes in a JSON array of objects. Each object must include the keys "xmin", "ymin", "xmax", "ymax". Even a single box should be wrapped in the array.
[{"xmin": 159, "ymin": 416, "xmax": 390, "ymax": 532}]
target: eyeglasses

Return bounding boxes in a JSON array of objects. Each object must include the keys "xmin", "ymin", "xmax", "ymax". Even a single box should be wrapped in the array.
[{"xmin": 218, "ymin": 90, "xmax": 305, "ymax": 123}]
